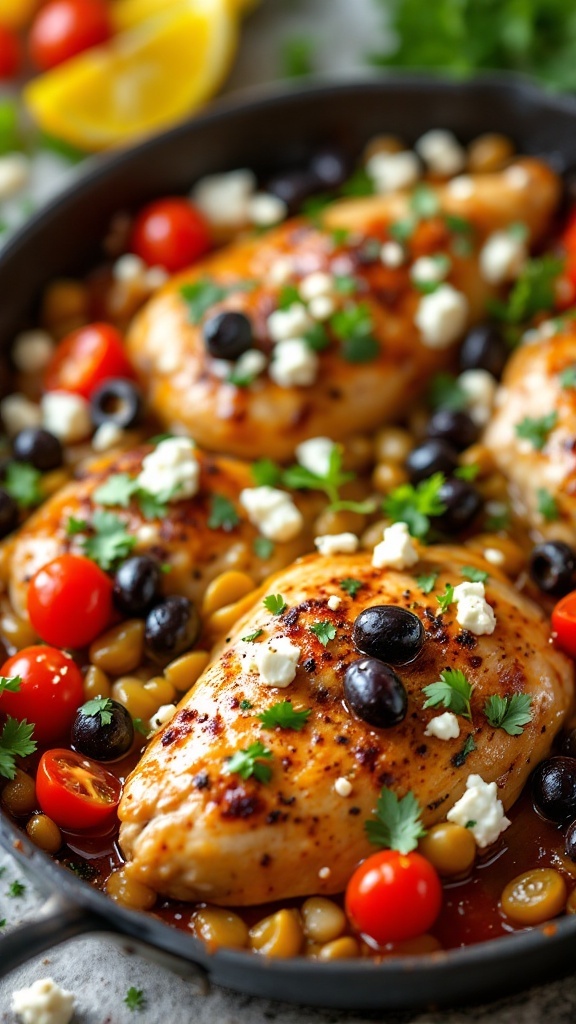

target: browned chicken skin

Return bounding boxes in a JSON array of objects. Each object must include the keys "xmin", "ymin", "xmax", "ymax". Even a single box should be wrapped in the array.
[
  {"xmin": 119, "ymin": 545, "xmax": 573, "ymax": 906},
  {"xmin": 127, "ymin": 159, "xmax": 560, "ymax": 462}
]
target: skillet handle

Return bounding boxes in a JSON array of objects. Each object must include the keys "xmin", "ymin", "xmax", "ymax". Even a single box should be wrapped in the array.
[{"xmin": 0, "ymin": 893, "xmax": 209, "ymax": 991}]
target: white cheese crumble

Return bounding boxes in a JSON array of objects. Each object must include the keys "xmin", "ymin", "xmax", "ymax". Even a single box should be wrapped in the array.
[
  {"xmin": 252, "ymin": 636, "xmax": 301, "ymax": 688},
  {"xmin": 0, "ymin": 153, "xmax": 30, "ymax": 200},
  {"xmin": 230, "ymin": 348, "xmax": 267, "ymax": 383},
  {"xmin": 483, "ymin": 547, "xmax": 505, "ymax": 566},
  {"xmin": 425, "ymin": 711, "xmax": 460, "ymax": 741},
  {"xmin": 113, "ymin": 252, "xmax": 146, "ymax": 283},
  {"xmin": 41, "ymin": 391, "xmax": 91, "ymax": 443},
  {"xmin": 479, "ymin": 230, "xmax": 527, "ymax": 285},
  {"xmin": 145, "ymin": 265, "xmax": 169, "ymax": 291},
  {"xmin": 295, "ymin": 435, "xmax": 335, "ymax": 477},
  {"xmin": 240, "ymin": 486, "xmax": 303, "ymax": 542},
  {"xmin": 410, "ymin": 255, "xmax": 450, "ymax": 286},
  {"xmin": 12, "ymin": 329, "xmax": 54, "ymax": 373},
  {"xmin": 447, "ymin": 773, "xmax": 511, "ymax": 848},
  {"xmin": 415, "ymin": 129, "xmax": 466, "ymax": 177},
  {"xmin": 314, "ymin": 532, "xmax": 359, "ymax": 556},
  {"xmin": 506, "ymin": 165, "xmax": 530, "ymax": 190},
  {"xmin": 137, "ymin": 437, "xmax": 200, "ymax": 500},
  {"xmin": 192, "ymin": 168, "xmax": 256, "ymax": 228},
  {"xmin": 299, "ymin": 271, "xmax": 334, "ymax": 302},
  {"xmin": 334, "ymin": 777, "xmax": 352, "ymax": 797},
  {"xmin": 372, "ymin": 521, "xmax": 419, "ymax": 570},
  {"xmin": 92, "ymin": 422, "xmax": 125, "ymax": 452},
  {"xmin": 327, "ymin": 595, "xmax": 342, "ymax": 611},
  {"xmin": 269, "ymin": 338, "xmax": 319, "ymax": 388},
  {"xmin": 380, "ymin": 240, "xmax": 405, "ymax": 268},
  {"xmin": 135, "ymin": 523, "xmax": 159, "ymax": 546},
  {"xmin": 366, "ymin": 150, "xmax": 420, "ymax": 194},
  {"xmin": 267, "ymin": 303, "xmax": 313, "ymax": 343},
  {"xmin": 267, "ymin": 256, "xmax": 294, "ymax": 286},
  {"xmin": 1, "ymin": 393, "xmax": 42, "ymax": 435},
  {"xmin": 457, "ymin": 368, "xmax": 497, "ymax": 427},
  {"xmin": 148, "ymin": 703, "xmax": 177, "ymax": 736},
  {"xmin": 308, "ymin": 294, "xmax": 336, "ymax": 321},
  {"xmin": 447, "ymin": 175, "xmax": 475, "ymax": 199},
  {"xmin": 12, "ymin": 977, "xmax": 75, "ymax": 1024},
  {"xmin": 415, "ymin": 284, "xmax": 468, "ymax": 349},
  {"xmin": 318, "ymin": 866, "xmax": 331, "ymax": 879},
  {"xmin": 453, "ymin": 580, "xmax": 496, "ymax": 635},
  {"xmin": 247, "ymin": 192, "xmax": 287, "ymax": 226}
]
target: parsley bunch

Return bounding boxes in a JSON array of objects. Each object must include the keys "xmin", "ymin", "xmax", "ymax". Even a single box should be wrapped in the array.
[
  {"xmin": 0, "ymin": 717, "xmax": 36, "ymax": 780},
  {"xmin": 254, "ymin": 446, "xmax": 375, "ymax": 515},
  {"xmin": 365, "ymin": 787, "xmax": 427, "ymax": 854},
  {"xmin": 383, "ymin": 472, "xmax": 446, "ymax": 539}
]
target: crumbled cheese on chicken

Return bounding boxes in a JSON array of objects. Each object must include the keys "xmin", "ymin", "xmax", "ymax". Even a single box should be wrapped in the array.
[
  {"xmin": 447, "ymin": 175, "xmax": 475, "ymax": 199},
  {"xmin": 380, "ymin": 241, "xmax": 405, "ymax": 267},
  {"xmin": 41, "ymin": 391, "xmax": 91, "ymax": 443},
  {"xmin": 318, "ymin": 866, "xmax": 331, "ymax": 879},
  {"xmin": 458, "ymin": 369, "xmax": 497, "ymax": 427},
  {"xmin": 295, "ymin": 436, "xmax": 335, "ymax": 476},
  {"xmin": 410, "ymin": 255, "xmax": 450, "ymax": 286},
  {"xmin": 314, "ymin": 532, "xmax": 359, "ymax": 556},
  {"xmin": 240, "ymin": 486, "xmax": 303, "ymax": 542},
  {"xmin": 269, "ymin": 338, "xmax": 319, "ymax": 388},
  {"xmin": 92, "ymin": 422, "xmax": 125, "ymax": 452},
  {"xmin": 148, "ymin": 703, "xmax": 177, "ymax": 736},
  {"xmin": 506, "ymin": 165, "xmax": 530, "ymax": 190},
  {"xmin": 415, "ymin": 129, "xmax": 466, "ymax": 177},
  {"xmin": 113, "ymin": 253, "xmax": 146, "ymax": 283},
  {"xmin": 137, "ymin": 437, "xmax": 200, "ymax": 500},
  {"xmin": 372, "ymin": 521, "xmax": 419, "ymax": 570},
  {"xmin": 267, "ymin": 256, "xmax": 294, "ymax": 286},
  {"xmin": 267, "ymin": 303, "xmax": 313, "ymax": 343},
  {"xmin": 299, "ymin": 272, "xmax": 334, "ymax": 302},
  {"xmin": 425, "ymin": 712, "xmax": 460, "ymax": 741},
  {"xmin": 334, "ymin": 777, "xmax": 352, "ymax": 797},
  {"xmin": 327, "ymin": 595, "xmax": 342, "ymax": 611},
  {"xmin": 192, "ymin": 169, "xmax": 256, "ymax": 227},
  {"xmin": 447, "ymin": 773, "xmax": 511, "ymax": 848},
  {"xmin": 1, "ymin": 393, "xmax": 42, "ymax": 435},
  {"xmin": 247, "ymin": 192, "xmax": 287, "ymax": 226},
  {"xmin": 479, "ymin": 230, "xmax": 527, "ymax": 285},
  {"xmin": 308, "ymin": 294, "xmax": 336, "ymax": 321},
  {"xmin": 366, "ymin": 150, "xmax": 420, "ymax": 193},
  {"xmin": 453, "ymin": 580, "xmax": 496, "ymax": 635},
  {"xmin": 483, "ymin": 547, "xmax": 505, "ymax": 566},
  {"xmin": 415, "ymin": 284, "xmax": 468, "ymax": 349},
  {"xmin": 231, "ymin": 348, "xmax": 267, "ymax": 382},
  {"xmin": 12, "ymin": 330, "xmax": 54, "ymax": 373},
  {"xmin": 12, "ymin": 978, "xmax": 75, "ymax": 1024},
  {"xmin": 253, "ymin": 636, "xmax": 301, "ymax": 688}
]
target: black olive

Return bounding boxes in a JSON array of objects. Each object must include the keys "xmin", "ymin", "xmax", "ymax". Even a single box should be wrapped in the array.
[
  {"xmin": 72, "ymin": 699, "xmax": 134, "ymax": 762},
  {"xmin": 12, "ymin": 428, "xmax": 63, "ymax": 471},
  {"xmin": 425, "ymin": 409, "xmax": 480, "ymax": 452},
  {"xmin": 265, "ymin": 169, "xmax": 319, "ymax": 213},
  {"xmin": 352, "ymin": 605, "xmax": 424, "ymax": 665},
  {"xmin": 344, "ymin": 657, "xmax": 408, "ymax": 729},
  {"xmin": 90, "ymin": 378, "xmax": 143, "ymax": 429},
  {"xmin": 145, "ymin": 595, "xmax": 200, "ymax": 665},
  {"xmin": 532, "ymin": 756, "xmax": 576, "ymax": 823},
  {"xmin": 434, "ymin": 477, "xmax": 482, "ymax": 534},
  {"xmin": 529, "ymin": 541, "xmax": 576, "ymax": 597},
  {"xmin": 459, "ymin": 323, "xmax": 508, "ymax": 379},
  {"xmin": 203, "ymin": 311, "xmax": 253, "ymax": 361},
  {"xmin": 0, "ymin": 489, "xmax": 19, "ymax": 539},
  {"xmin": 405, "ymin": 439, "xmax": 459, "ymax": 484},
  {"xmin": 565, "ymin": 820, "xmax": 576, "ymax": 861},
  {"xmin": 113, "ymin": 555, "xmax": 163, "ymax": 617},
  {"xmin": 309, "ymin": 149, "xmax": 349, "ymax": 190}
]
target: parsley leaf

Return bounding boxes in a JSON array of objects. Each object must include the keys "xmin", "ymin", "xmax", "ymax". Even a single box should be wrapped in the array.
[
  {"xmin": 208, "ymin": 494, "xmax": 240, "ymax": 532},
  {"xmin": 124, "ymin": 987, "xmax": 146, "ymax": 1012},
  {"xmin": 303, "ymin": 322, "xmax": 331, "ymax": 351},
  {"xmin": 484, "ymin": 693, "xmax": 533, "ymax": 736},
  {"xmin": 383, "ymin": 472, "xmax": 446, "ymax": 539},
  {"xmin": 334, "ymin": 274, "xmax": 358, "ymax": 296},
  {"xmin": 225, "ymin": 741, "xmax": 273, "ymax": 783},
  {"xmin": 258, "ymin": 701, "xmax": 311, "ymax": 731},
  {"xmin": 0, "ymin": 717, "xmax": 36, "ymax": 779},
  {"xmin": 452, "ymin": 734, "xmax": 476, "ymax": 768},
  {"xmin": 339, "ymin": 577, "xmax": 364, "ymax": 598},
  {"xmin": 423, "ymin": 668, "xmax": 473, "ymax": 720},
  {"xmin": 455, "ymin": 462, "xmax": 480, "ymax": 481},
  {"xmin": 560, "ymin": 365, "xmax": 576, "ymax": 389},
  {"xmin": 66, "ymin": 516, "xmax": 89, "ymax": 535},
  {"xmin": 460, "ymin": 566, "xmax": 489, "ymax": 584},
  {"xmin": 252, "ymin": 458, "xmax": 282, "ymax": 487},
  {"xmin": 484, "ymin": 501, "xmax": 510, "ymax": 532},
  {"xmin": 428, "ymin": 372, "xmax": 468, "ymax": 412},
  {"xmin": 416, "ymin": 572, "xmax": 438, "ymax": 594},
  {"xmin": 80, "ymin": 510, "xmax": 137, "ymax": 571},
  {"xmin": 282, "ymin": 444, "xmax": 353, "ymax": 508},
  {"xmin": 4, "ymin": 462, "xmax": 42, "ymax": 508},
  {"xmin": 491, "ymin": 256, "xmax": 564, "ymax": 326},
  {"xmin": 239, "ymin": 699, "xmax": 253, "ymax": 711},
  {"xmin": 436, "ymin": 583, "xmax": 454, "ymax": 613},
  {"xmin": 281, "ymin": 35, "xmax": 315, "ymax": 77},
  {"xmin": 410, "ymin": 183, "xmax": 440, "ymax": 219},
  {"xmin": 309, "ymin": 620, "xmax": 337, "ymax": 646},
  {"xmin": 7, "ymin": 879, "xmax": 25, "ymax": 898},
  {"xmin": 180, "ymin": 277, "xmax": 255, "ymax": 324},
  {"xmin": 365, "ymin": 786, "xmax": 426, "ymax": 854},
  {"xmin": 515, "ymin": 411, "xmax": 557, "ymax": 450},
  {"xmin": 80, "ymin": 697, "xmax": 114, "ymax": 726},
  {"xmin": 330, "ymin": 302, "xmax": 379, "ymax": 363},
  {"xmin": 0, "ymin": 676, "xmax": 21, "ymax": 695},
  {"xmin": 132, "ymin": 718, "xmax": 149, "ymax": 737},
  {"xmin": 339, "ymin": 167, "xmax": 375, "ymax": 198},
  {"xmin": 92, "ymin": 472, "xmax": 138, "ymax": 508},
  {"xmin": 242, "ymin": 628, "xmax": 263, "ymax": 643},
  {"xmin": 537, "ymin": 487, "xmax": 559, "ymax": 522},
  {"xmin": 253, "ymin": 536, "xmax": 274, "ymax": 560},
  {"xmin": 263, "ymin": 594, "xmax": 286, "ymax": 616}
]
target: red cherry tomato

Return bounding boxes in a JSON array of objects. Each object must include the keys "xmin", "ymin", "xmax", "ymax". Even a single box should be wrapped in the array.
[
  {"xmin": 29, "ymin": 0, "xmax": 111, "ymax": 71},
  {"xmin": 345, "ymin": 850, "xmax": 442, "ymax": 946},
  {"xmin": 0, "ymin": 646, "xmax": 83, "ymax": 744},
  {"xmin": 36, "ymin": 749, "xmax": 121, "ymax": 830},
  {"xmin": 0, "ymin": 24, "xmax": 22, "ymax": 80},
  {"xmin": 27, "ymin": 553, "xmax": 114, "ymax": 649},
  {"xmin": 44, "ymin": 322, "xmax": 135, "ymax": 399},
  {"xmin": 552, "ymin": 591, "xmax": 576, "ymax": 659},
  {"xmin": 130, "ymin": 198, "xmax": 212, "ymax": 273}
]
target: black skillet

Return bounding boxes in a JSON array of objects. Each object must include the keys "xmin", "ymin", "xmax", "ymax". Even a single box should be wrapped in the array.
[{"xmin": 1, "ymin": 74, "xmax": 576, "ymax": 1010}]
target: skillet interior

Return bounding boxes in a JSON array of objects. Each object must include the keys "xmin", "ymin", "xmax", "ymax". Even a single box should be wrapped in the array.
[{"xmin": 2, "ymin": 73, "xmax": 576, "ymax": 1009}]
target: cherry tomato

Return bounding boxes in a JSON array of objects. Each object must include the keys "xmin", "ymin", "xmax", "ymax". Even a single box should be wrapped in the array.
[
  {"xmin": 27, "ymin": 553, "xmax": 114, "ymax": 649},
  {"xmin": 36, "ymin": 749, "xmax": 121, "ymax": 830},
  {"xmin": 0, "ymin": 24, "xmax": 22, "ymax": 79},
  {"xmin": 0, "ymin": 646, "xmax": 83, "ymax": 744},
  {"xmin": 29, "ymin": 0, "xmax": 111, "ymax": 71},
  {"xmin": 552, "ymin": 591, "xmax": 576, "ymax": 658},
  {"xmin": 345, "ymin": 850, "xmax": 442, "ymax": 946},
  {"xmin": 44, "ymin": 322, "xmax": 135, "ymax": 399},
  {"xmin": 130, "ymin": 198, "xmax": 211, "ymax": 273}
]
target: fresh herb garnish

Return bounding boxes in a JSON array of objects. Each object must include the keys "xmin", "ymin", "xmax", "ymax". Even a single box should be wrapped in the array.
[
  {"xmin": 452, "ymin": 734, "xmax": 476, "ymax": 767},
  {"xmin": 7, "ymin": 879, "xmax": 25, "ymax": 898},
  {"xmin": 389, "ymin": 218, "xmax": 416, "ymax": 243},
  {"xmin": 281, "ymin": 35, "xmax": 315, "ymax": 77},
  {"xmin": 0, "ymin": 717, "xmax": 36, "ymax": 780},
  {"xmin": 252, "ymin": 458, "xmax": 282, "ymax": 487},
  {"xmin": 81, "ymin": 697, "xmax": 114, "ymax": 726},
  {"xmin": 180, "ymin": 277, "xmax": 255, "ymax": 324},
  {"xmin": 383, "ymin": 472, "xmax": 446, "ymax": 539},
  {"xmin": 410, "ymin": 183, "xmax": 440, "ymax": 219},
  {"xmin": 484, "ymin": 693, "xmax": 533, "ymax": 735},
  {"xmin": 339, "ymin": 167, "xmax": 375, "ymax": 198},
  {"xmin": 560, "ymin": 365, "xmax": 576, "ymax": 389},
  {"xmin": 484, "ymin": 501, "xmax": 511, "ymax": 532},
  {"xmin": 239, "ymin": 699, "xmax": 253, "ymax": 711},
  {"xmin": 436, "ymin": 583, "xmax": 455, "ymax": 613},
  {"xmin": 0, "ymin": 676, "xmax": 21, "ymax": 695},
  {"xmin": 428, "ymin": 372, "xmax": 468, "ymax": 412},
  {"xmin": 416, "ymin": 572, "xmax": 438, "ymax": 594},
  {"xmin": 515, "ymin": 411, "xmax": 558, "ymax": 450},
  {"xmin": 283, "ymin": 444, "xmax": 353, "ymax": 508},
  {"xmin": 537, "ymin": 487, "xmax": 559, "ymax": 522},
  {"xmin": 339, "ymin": 577, "xmax": 364, "ymax": 598},
  {"xmin": 208, "ymin": 494, "xmax": 240, "ymax": 532},
  {"xmin": 253, "ymin": 536, "xmax": 275, "ymax": 560},
  {"xmin": 124, "ymin": 987, "xmax": 146, "ymax": 1012},
  {"xmin": 258, "ymin": 701, "xmax": 311, "ymax": 731},
  {"xmin": 4, "ymin": 462, "xmax": 43, "ymax": 508},
  {"xmin": 329, "ymin": 302, "xmax": 379, "ymax": 363},
  {"xmin": 333, "ymin": 274, "xmax": 358, "ymax": 295},
  {"xmin": 455, "ymin": 462, "xmax": 480, "ymax": 481},
  {"xmin": 263, "ymin": 594, "xmax": 286, "ymax": 616},
  {"xmin": 423, "ymin": 668, "xmax": 473, "ymax": 720},
  {"xmin": 93, "ymin": 472, "xmax": 181, "ymax": 521},
  {"xmin": 78, "ymin": 510, "xmax": 137, "ymax": 571},
  {"xmin": 365, "ymin": 786, "xmax": 427, "ymax": 854},
  {"xmin": 66, "ymin": 516, "xmax": 89, "ymax": 535},
  {"xmin": 303, "ymin": 322, "xmax": 331, "ymax": 351},
  {"xmin": 491, "ymin": 256, "xmax": 564, "ymax": 327},
  {"xmin": 277, "ymin": 283, "xmax": 301, "ymax": 310},
  {"xmin": 309, "ymin": 620, "xmax": 337, "ymax": 646},
  {"xmin": 225, "ymin": 741, "xmax": 273, "ymax": 783},
  {"xmin": 242, "ymin": 629, "xmax": 263, "ymax": 643},
  {"xmin": 132, "ymin": 718, "xmax": 149, "ymax": 737},
  {"xmin": 461, "ymin": 566, "xmax": 489, "ymax": 584}
]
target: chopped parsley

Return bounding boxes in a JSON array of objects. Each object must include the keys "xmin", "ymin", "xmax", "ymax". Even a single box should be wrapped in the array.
[
  {"xmin": 239, "ymin": 699, "xmax": 253, "ymax": 711},
  {"xmin": 251, "ymin": 458, "xmax": 282, "ymax": 487},
  {"xmin": 416, "ymin": 572, "xmax": 438, "ymax": 595},
  {"xmin": 333, "ymin": 274, "xmax": 358, "ymax": 295},
  {"xmin": 455, "ymin": 462, "xmax": 480, "ymax": 482},
  {"xmin": 253, "ymin": 536, "xmax": 275, "ymax": 560},
  {"xmin": 283, "ymin": 445, "xmax": 353, "ymax": 508},
  {"xmin": 309, "ymin": 620, "xmax": 337, "ymax": 646},
  {"xmin": 490, "ymin": 256, "xmax": 563, "ymax": 327},
  {"xmin": 281, "ymin": 35, "xmax": 315, "ymax": 77},
  {"xmin": 180, "ymin": 277, "xmax": 255, "ymax": 323},
  {"xmin": 537, "ymin": 487, "xmax": 559, "ymax": 522},
  {"xmin": 410, "ymin": 183, "xmax": 440, "ymax": 219},
  {"xmin": 263, "ymin": 593, "xmax": 286, "ymax": 616},
  {"xmin": 452, "ymin": 734, "xmax": 476, "ymax": 767},
  {"xmin": 132, "ymin": 718, "xmax": 149, "ymax": 737},
  {"xmin": 258, "ymin": 701, "xmax": 311, "ymax": 731},
  {"xmin": 436, "ymin": 583, "xmax": 455, "ymax": 613},
  {"xmin": 423, "ymin": 668, "xmax": 473, "ymax": 720},
  {"xmin": 388, "ymin": 217, "xmax": 416, "ymax": 243},
  {"xmin": 460, "ymin": 566, "xmax": 489, "ymax": 584},
  {"xmin": 484, "ymin": 501, "xmax": 510, "ymax": 532},
  {"xmin": 124, "ymin": 987, "xmax": 146, "ymax": 1012},
  {"xmin": 383, "ymin": 472, "xmax": 446, "ymax": 539},
  {"xmin": 427, "ymin": 372, "xmax": 467, "ymax": 412},
  {"xmin": 7, "ymin": 879, "xmax": 25, "ymax": 898},
  {"xmin": 93, "ymin": 472, "xmax": 180, "ymax": 521},
  {"xmin": 77, "ymin": 510, "xmax": 137, "ymax": 571},
  {"xmin": 329, "ymin": 302, "xmax": 379, "ymax": 363},
  {"xmin": 515, "ymin": 411, "xmax": 558, "ymax": 450},
  {"xmin": 303, "ymin": 322, "xmax": 331, "ymax": 352},
  {"xmin": 339, "ymin": 167, "xmax": 375, "ymax": 198},
  {"xmin": 207, "ymin": 494, "xmax": 240, "ymax": 532},
  {"xmin": 0, "ymin": 717, "xmax": 36, "ymax": 780},
  {"xmin": 4, "ymin": 461, "xmax": 43, "ymax": 508},
  {"xmin": 484, "ymin": 693, "xmax": 533, "ymax": 735},
  {"xmin": 0, "ymin": 675, "xmax": 21, "ymax": 695},
  {"xmin": 80, "ymin": 697, "xmax": 114, "ymax": 726},
  {"xmin": 225, "ymin": 741, "xmax": 273, "ymax": 783},
  {"xmin": 277, "ymin": 283, "xmax": 301, "ymax": 309},
  {"xmin": 242, "ymin": 628, "xmax": 263, "ymax": 643},
  {"xmin": 66, "ymin": 516, "xmax": 89, "ymax": 535},
  {"xmin": 365, "ymin": 786, "xmax": 426, "ymax": 854},
  {"xmin": 560, "ymin": 365, "xmax": 576, "ymax": 389},
  {"xmin": 339, "ymin": 577, "xmax": 364, "ymax": 598}
]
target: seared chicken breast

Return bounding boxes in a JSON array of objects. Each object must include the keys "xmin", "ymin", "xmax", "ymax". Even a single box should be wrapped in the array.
[
  {"xmin": 119, "ymin": 544, "xmax": 573, "ymax": 905},
  {"xmin": 127, "ymin": 159, "xmax": 560, "ymax": 462}
]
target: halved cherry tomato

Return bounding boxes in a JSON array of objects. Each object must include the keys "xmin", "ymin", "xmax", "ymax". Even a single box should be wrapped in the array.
[
  {"xmin": 0, "ymin": 24, "xmax": 22, "ymax": 79},
  {"xmin": 552, "ymin": 591, "xmax": 576, "ymax": 659},
  {"xmin": 44, "ymin": 322, "xmax": 135, "ymax": 399},
  {"xmin": 27, "ymin": 553, "xmax": 114, "ymax": 649},
  {"xmin": 36, "ymin": 748, "xmax": 121, "ymax": 830},
  {"xmin": 29, "ymin": 0, "xmax": 111, "ymax": 71},
  {"xmin": 345, "ymin": 850, "xmax": 442, "ymax": 946},
  {"xmin": 0, "ymin": 646, "xmax": 83, "ymax": 744},
  {"xmin": 130, "ymin": 197, "xmax": 211, "ymax": 273}
]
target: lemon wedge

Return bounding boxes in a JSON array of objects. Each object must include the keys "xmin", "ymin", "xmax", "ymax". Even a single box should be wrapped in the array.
[
  {"xmin": 111, "ymin": 0, "xmax": 257, "ymax": 33},
  {"xmin": 0, "ymin": 0, "xmax": 39, "ymax": 29},
  {"xmin": 24, "ymin": 0, "xmax": 238, "ymax": 151}
]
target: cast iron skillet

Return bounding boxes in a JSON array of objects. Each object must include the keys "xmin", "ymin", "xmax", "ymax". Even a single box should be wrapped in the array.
[{"xmin": 1, "ymin": 74, "xmax": 576, "ymax": 1010}]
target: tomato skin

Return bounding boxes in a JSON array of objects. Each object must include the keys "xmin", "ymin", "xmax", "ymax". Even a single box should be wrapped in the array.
[
  {"xmin": 0, "ymin": 646, "xmax": 83, "ymax": 744},
  {"xmin": 130, "ymin": 198, "xmax": 212, "ymax": 273},
  {"xmin": 29, "ymin": 0, "xmax": 111, "ymax": 71},
  {"xmin": 27, "ymin": 554, "xmax": 114, "ymax": 649},
  {"xmin": 0, "ymin": 25, "xmax": 22, "ymax": 79},
  {"xmin": 552, "ymin": 591, "xmax": 576, "ymax": 658},
  {"xmin": 44, "ymin": 322, "xmax": 135, "ymax": 399},
  {"xmin": 345, "ymin": 850, "xmax": 442, "ymax": 946},
  {"xmin": 36, "ymin": 749, "xmax": 121, "ymax": 830}
]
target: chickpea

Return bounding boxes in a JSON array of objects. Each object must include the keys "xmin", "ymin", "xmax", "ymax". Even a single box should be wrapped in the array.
[
  {"xmin": 143, "ymin": 676, "xmax": 176, "ymax": 707},
  {"xmin": 318, "ymin": 937, "xmax": 360, "ymax": 960},
  {"xmin": 468, "ymin": 133, "xmax": 515, "ymax": 174},
  {"xmin": 194, "ymin": 906, "xmax": 249, "ymax": 949},
  {"xmin": 374, "ymin": 427, "xmax": 413, "ymax": 466},
  {"xmin": 89, "ymin": 620, "xmax": 145, "ymax": 676},
  {"xmin": 566, "ymin": 888, "xmax": 576, "ymax": 915},
  {"xmin": 249, "ymin": 909, "xmax": 304, "ymax": 958},
  {"xmin": 1, "ymin": 769, "xmax": 36, "ymax": 816},
  {"xmin": 362, "ymin": 134, "xmax": 405, "ymax": 163},
  {"xmin": 342, "ymin": 435, "xmax": 374, "ymax": 473},
  {"xmin": 313, "ymin": 508, "xmax": 365, "ymax": 538},
  {"xmin": 465, "ymin": 533, "xmax": 525, "ymax": 578},
  {"xmin": 26, "ymin": 814, "xmax": 62, "ymax": 854},
  {"xmin": 0, "ymin": 608, "xmax": 38, "ymax": 651},
  {"xmin": 83, "ymin": 665, "xmax": 111, "ymax": 701},
  {"xmin": 106, "ymin": 867, "xmax": 156, "ymax": 911},
  {"xmin": 301, "ymin": 897, "xmax": 346, "ymax": 944},
  {"xmin": 111, "ymin": 678, "xmax": 158, "ymax": 719},
  {"xmin": 388, "ymin": 934, "xmax": 443, "ymax": 955},
  {"xmin": 501, "ymin": 869, "xmax": 567, "ymax": 926},
  {"xmin": 201, "ymin": 571, "xmax": 255, "ymax": 618},
  {"xmin": 372, "ymin": 463, "xmax": 407, "ymax": 496},
  {"xmin": 419, "ymin": 823, "xmax": 476, "ymax": 877},
  {"xmin": 165, "ymin": 651, "xmax": 210, "ymax": 692}
]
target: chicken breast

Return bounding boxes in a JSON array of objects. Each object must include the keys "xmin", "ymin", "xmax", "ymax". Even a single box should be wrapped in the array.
[
  {"xmin": 127, "ymin": 158, "xmax": 560, "ymax": 462},
  {"xmin": 118, "ymin": 544, "xmax": 573, "ymax": 905},
  {"xmin": 0, "ymin": 445, "xmax": 317, "ymax": 621},
  {"xmin": 483, "ymin": 321, "xmax": 576, "ymax": 542}
]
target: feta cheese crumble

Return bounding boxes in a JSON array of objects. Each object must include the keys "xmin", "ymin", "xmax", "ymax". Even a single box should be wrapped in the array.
[
  {"xmin": 240, "ymin": 486, "xmax": 303, "ymax": 542},
  {"xmin": 92, "ymin": 422, "xmax": 125, "ymax": 452},
  {"xmin": 447, "ymin": 175, "xmax": 475, "ymax": 199},
  {"xmin": 314, "ymin": 532, "xmax": 359, "ymax": 556},
  {"xmin": 380, "ymin": 240, "xmax": 405, "ymax": 268},
  {"xmin": 267, "ymin": 303, "xmax": 313, "ymax": 343},
  {"xmin": 295, "ymin": 435, "xmax": 335, "ymax": 477},
  {"xmin": 149, "ymin": 703, "xmax": 177, "ymax": 736},
  {"xmin": 425, "ymin": 712, "xmax": 460, "ymax": 741},
  {"xmin": 308, "ymin": 294, "xmax": 336, "ymax": 321},
  {"xmin": 327, "ymin": 595, "xmax": 342, "ymax": 611},
  {"xmin": 192, "ymin": 169, "xmax": 256, "ymax": 228},
  {"xmin": 12, "ymin": 330, "xmax": 54, "ymax": 373},
  {"xmin": 230, "ymin": 348, "xmax": 267, "ymax": 383},
  {"xmin": 410, "ymin": 254, "xmax": 450, "ymax": 286},
  {"xmin": 334, "ymin": 777, "xmax": 352, "ymax": 797},
  {"xmin": 12, "ymin": 977, "xmax": 75, "ymax": 1024},
  {"xmin": 453, "ymin": 580, "xmax": 496, "ymax": 635},
  {"xmin": 247, "ymin": 192, "xmax": 287, "ymax": 226},
  {"xmin": 415, "ymin": 129, "xmax": 466, "ymax": 177},
  {"xmin": 299, "ymin": 271, "xmax": 334, "ymax": 302},
  {"xmin": 372, "ymin": 521, "xmax": 419, "ymax": 570},
  {"xmin": 479, "ymin": 230, "xmax": 527, "ymax": 285},
  {"xmin": 447, "ymin": 773, "xmax": 511, "ymax": 848},
  {"xmin": 483, "ymin": 547, "xmax": 505, "ymax": 566},
  {"xmin": 137, "ymin": 436, "xmax": 200, "ymax": 501},
  {"xmin": 113, "ymin": 252, "xmax": 146, "ymax": 283},
  {"xmin": 415, "ymin": 284, "xmax": 468, "ymax": 349},
  {"xmin": 41, "ymin": 391, "xmax": 91, "ymax": 443},
  {"xmin": 1, "ymin": 393, "xmax": 42, "ymax": 435},
  {"xmin": 252, "ymin": 636, "xmax": 301, "ymax": 687},
  {"xmin": 366, "ymin": 150, "xmax": 420, "ymax": 194},
  {"xmin": 269, "ymin": 338, "xmax": 319, "ymax": 388},
  {"xmin": 458, "ymin": 369, "xmax": 497, "ymax": 427}
]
